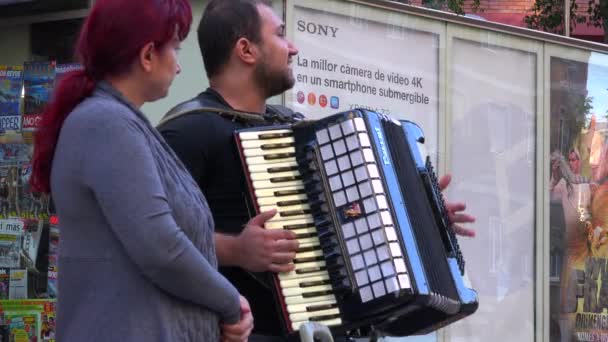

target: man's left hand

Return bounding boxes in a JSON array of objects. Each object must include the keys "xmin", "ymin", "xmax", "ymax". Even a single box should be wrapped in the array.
[{"xmin": 438, "ymin": 174, "xmax": 476, "ymax": 237}]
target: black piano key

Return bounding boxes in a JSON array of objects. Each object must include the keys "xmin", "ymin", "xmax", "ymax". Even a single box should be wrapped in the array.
[
  {"xmin": 295, "ymin": 265, "xmax": 327, "ymax": 275},
  {"xmin": 306, "ymin": 303, "xmax": 338, "ymax": 312},
  {"xmin": 276, "ymin": 199, "xmax": 308, "ymax": 207},
  {"xmin": 299, "ymin": 279, "xmax": 331, "ymax": 288},
  {"xmin": 258, "ymin": 132, "xmax": 293, "ymax": 139},
  {"xmin": 294, "ymin": 256, "xmax": 325, "ymax": 263},
  {"xmin": 270, "ymin": 175, "xmax": 303, "ymax": 183},
  {"xmin": 280, "ymin": 209, "xmax": 312, "ymax": 217},
  {"xmin": 264, "ymin": 152, "xmax": 295, "ymax": 160},
  {"xmin": 310, "ymin": 313, "xmax": 341, "ymax": 322},
  {"xmin": 274, "ymin": 189, "xmax": 306, "ymax": 197},
  {"xmin": 260, "ymin": 142, "xmax": 294, "ymax": 150},
  {"xmin": 302, "ymin": 290, "xmax": 333, "ymax": 298},
  {"xmin": 267, "ymin": 165, "xmax": 299, "ymax": 173},
  {"xmin": 297, "ymin": 245, "xmax": 320, "ymax": 253},
  {"xmin": 283, "ymin": 222, "xmax": 315, "ymax": 230}
]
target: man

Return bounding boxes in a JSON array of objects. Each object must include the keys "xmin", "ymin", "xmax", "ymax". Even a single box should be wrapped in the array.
[{"xmin": 159, "ymin": 0, "xmax": 475, "ymax": 340}]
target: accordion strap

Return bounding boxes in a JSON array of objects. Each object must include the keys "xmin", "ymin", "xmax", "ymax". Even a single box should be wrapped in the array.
[{"xmin": 157, "ymin": 98, "xmax": 304, "ymax": 128}]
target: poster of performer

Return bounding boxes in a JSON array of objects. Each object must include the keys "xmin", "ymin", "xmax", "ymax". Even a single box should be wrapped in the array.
[
  {"xmin": 549, "ymin": 54, "xmax": 608, "ymax": 342},
  {"xmin": 22, "ymin": 61, "xmax": 55, "ymax": 132},
  {"xmin": 0, "ymin": 65, "xmax": 23, "ymax": 133}
]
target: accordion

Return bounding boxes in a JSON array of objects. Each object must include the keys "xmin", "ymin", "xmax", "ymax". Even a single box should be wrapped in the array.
[{"xmin": 234, "ymin": 109, "xmax": 478, "ymax": 336}]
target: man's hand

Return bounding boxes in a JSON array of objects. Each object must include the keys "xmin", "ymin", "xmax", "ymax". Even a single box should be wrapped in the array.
[
  {"xmin": 438, "ymin": 174, "xmax": 476, "ymax": 237},
  {"xmin": 234, "ymin": 209, "xmax": 300, "ymax": 273},
  {"xmin": 221, "ymin": 296, "xmax": 254, "ymax": 342}
]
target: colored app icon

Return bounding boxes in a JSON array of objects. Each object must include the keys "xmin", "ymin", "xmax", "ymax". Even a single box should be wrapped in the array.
[
  {"xmin": 296, "ymin": 91, "xmax": 305, "ymax": 104},
  {"xmin": 308, "ymin": 93, "xmax": 316, "ymax": 106},
  {"xmin": 330, "ymin": 96, "xmax": 339, "ymax": 109},
  {"xmin": 319, "ymin": 95, "xmax": 328, "ymax": 108}
]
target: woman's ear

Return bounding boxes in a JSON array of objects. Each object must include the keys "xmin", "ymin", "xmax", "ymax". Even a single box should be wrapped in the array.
[{"xmin": 138, "ymin": 42, "xmax": 156, "ymax": 72}]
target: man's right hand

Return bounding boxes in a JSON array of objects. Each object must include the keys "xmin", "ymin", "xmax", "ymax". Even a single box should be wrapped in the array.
[{"xmin": 234, "ymin": 209, "xmax": 300, "ymax": 273}]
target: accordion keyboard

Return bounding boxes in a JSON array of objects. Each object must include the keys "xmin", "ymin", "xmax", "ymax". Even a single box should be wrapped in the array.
[{"xmin": 238, "ymin": 129, "xmax": 342, "ymax": 331}]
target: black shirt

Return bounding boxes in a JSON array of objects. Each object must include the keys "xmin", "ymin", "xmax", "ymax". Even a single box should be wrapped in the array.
[{"xmin": 158, "ymin": 88, "xmax": 286, "ymax": 336}]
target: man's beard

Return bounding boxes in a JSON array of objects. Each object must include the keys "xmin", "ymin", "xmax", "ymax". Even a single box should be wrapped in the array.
[{"xmin": 254, "ymin": 60, "xmax": 295, "ymax": 99}]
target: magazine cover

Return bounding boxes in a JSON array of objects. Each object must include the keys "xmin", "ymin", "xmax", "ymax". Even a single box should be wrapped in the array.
[
  {"xmin": 0, "ymin": 300, "xmax": 54, "ymax": 342},
  {"xmin": 21, "ymin": 220, "xmax": 43, "ymax": 270},
  {"xmin": 549, "ymin": 55, "xmax": 608, "ymax": 342},
  {"xmin": 5, "ymin": 310, "xmax": 39, "ymax": 342},
  {"xmin": 0, "ymin": 66, "xmax": 23, "ymax": 134},
  {"xmin": 0, "ymin": 144, "xmax": 47, "ymax": 220},
  {"xmin": 22, "ymin": 61, "xmax": 55, "ymax": 132},
  {"xmin": 18, "ymin": 159, "xmax": 49, "ymax": 220},
  {"xmin": 0, "ymin": 269, "xmax": 9, "ymax": 300},
  {"xmin": 8, "ymin": 269, "xmax": 27, "ymax": 300},
  {"xmin": 46, "ymin": 217, "xmax": 58, "ymax": 299},
  {"xmin": 0, "ymin": 220, "xmax": 23, "ymax": 269}
]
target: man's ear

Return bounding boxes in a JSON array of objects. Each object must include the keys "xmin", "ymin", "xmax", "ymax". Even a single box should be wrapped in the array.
[
  {"xmin": 138, "ymin": 42, "xmax": 156, "ymax": 72},
  {"xmin": 234, "ymin": 37, "xmax": 258, "ymax": 66}
]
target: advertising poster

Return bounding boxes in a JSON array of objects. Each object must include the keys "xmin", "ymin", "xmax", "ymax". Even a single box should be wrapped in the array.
[
  {"xmin": 0, "ymin": 65, "xmax": 23, "ymax": 133},
  {"xmin": 22, "ymin": 61, "xmax": 55, "ymax": 131},
  {"xmin": 549, "ymin": 54, "xmax": 608, "ymax": 342},
  {"xmin": 289, "ymin": 5, "xmax": 439, "ymax": 155}
]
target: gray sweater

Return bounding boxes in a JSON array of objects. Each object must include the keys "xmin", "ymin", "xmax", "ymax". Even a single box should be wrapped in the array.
[{"xmin": 51, "ymin": 82, "xmax": 240, "ymax": 341}]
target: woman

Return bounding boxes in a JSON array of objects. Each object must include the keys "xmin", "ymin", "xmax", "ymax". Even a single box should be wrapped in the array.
[{"xmin": 30, "ymin": 1, "xmax": 253, "ymax": 341}]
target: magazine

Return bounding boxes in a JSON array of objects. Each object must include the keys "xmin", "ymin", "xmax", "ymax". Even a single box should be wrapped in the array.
[
  {"xmin": 0, "ymin": 65, "xmax": 23, "ymax": 133},
  {"xmin": 22, "ymin": 61, "xmax": 55, "ymax": 132},
  {"xmin": 0, "ymin": 220, "xmax": 23, "ymax": 268}
]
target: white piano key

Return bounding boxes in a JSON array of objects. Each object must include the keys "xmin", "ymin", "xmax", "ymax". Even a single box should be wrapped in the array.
[
  {"xmin": 243, "ymin": 146, "xmax": 296, "ymax": 157},
  {"xmin": 247, "ymin": 161, "xmax": 298, "ymax": 173},
  {"xmin": 291, "ymin": 317, "xmax": 342, "ymax": 331},
  {"xmin": 280, "ymin": 274, "xmax": 329, "ymax": 289},
  {"xmin": 257, "ymin": 193, "xmax": 308, "ymax": 206},
  {"xmin": 265, "ymin": 218, "xmax": 314, "ymax": 230},
  {"xmin": 287, "ymin": 299, "xmax": 337, "ymax": 314},
  {"xmin": 290, "ymin": 307, "xmax": 340, "ymax": 322},
  {"xmin": 239, "ymin": 129, "xmax": 292, "ymax": 140},
  {"xmin": 268, "ymin": 213, "xmax": 313, "ymax": 223},
  {"xmin": 254, "ymin": 186, "xmax": 304, "ymax": 199},
  {"xmin": 297, "ymin": 237, "xmax": 320, "ymax": 249},
  {"xmin": 279, "ymin": 269, "xmax": 328, "ymax": 281},
  {"xmin": 240, "ymin": 136, "xmax": 294, "ymax": 148},
  {"xmin": 260, "ymin": 203, "xmax": 310, "ymax": 213},
  {"xmin": 252, "ymin": 179, "xmax": 303, "ymax": 190},
  {"xmin": 295, "ymin": 248, "xmax": 323, "ymax": 260},
  {"xmin": 283, "ymin": 284, "xmax": 333, "ymax": 297},
  {"xmin": 246, "ymin": 155, "xmax": 296, "ymax": 165},
  {"xmin": 292, "ymin": 260, "xmax": 326, "ymax": 274},
  {"xmin": 285, "ymin": 293, "xmax": 337, "ymax": 305}
]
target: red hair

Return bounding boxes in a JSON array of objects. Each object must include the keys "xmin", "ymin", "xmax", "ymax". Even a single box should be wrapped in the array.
[{"xmin": 30, "ymin": 0, "xmax": 192, "ymax": 193}]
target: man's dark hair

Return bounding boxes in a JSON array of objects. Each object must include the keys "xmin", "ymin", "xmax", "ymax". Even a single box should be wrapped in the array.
[{"xmin": 198, "ymin": 0, "xmax": 272, "ymax": 78}]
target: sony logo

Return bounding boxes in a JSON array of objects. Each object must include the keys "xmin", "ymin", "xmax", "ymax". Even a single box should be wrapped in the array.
[
  {"xmin": 296, "ymin": 20, "xmax": 339, "ymax": 38},
  {"xmin": 374, "ymin": 126, "xmax": 391, "ymax": 166}
]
